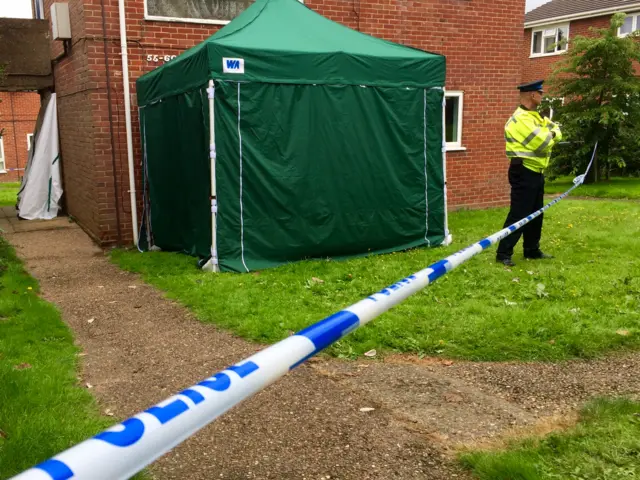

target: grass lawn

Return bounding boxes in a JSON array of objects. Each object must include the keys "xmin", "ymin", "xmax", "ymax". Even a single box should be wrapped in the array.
[
  {"xmin": 462, "ymin": 397, "xmax": 640, "ymax": 480},
  {"xmin": 0, "ymin": 238, "xmax": 147, "ymax": 479},
  {"xmin": 546, "ymin": 176, "xmax": 640, "ymax": 199},
  {"xmin": 0, "ymin": 182, "xmax": 19, "ymax": 208},
  {"xmin": 112, "ymin": 199, "xmax": 640, "ymax": 362}
]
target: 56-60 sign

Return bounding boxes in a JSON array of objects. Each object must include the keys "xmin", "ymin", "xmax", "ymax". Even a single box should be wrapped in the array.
[{"xmin": 146, "ymin": 54, "xmax": 177, "ymax": 63}]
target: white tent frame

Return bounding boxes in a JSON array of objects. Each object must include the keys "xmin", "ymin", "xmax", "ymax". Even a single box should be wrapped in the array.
[
  {"xmin": 202, "ymin": 79, "xmax": 220, "ymax": 272},
  {"xmin": 200, "ymin": 80, "xmax": 451, "ymax": 272},
  {"xmin": 442, "ymin": 87, "xmax": 452, "ymax": 245}
]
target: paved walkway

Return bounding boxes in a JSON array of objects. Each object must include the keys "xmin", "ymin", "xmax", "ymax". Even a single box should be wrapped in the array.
[
  {"xmin": 6, "ymin": 225, "xmax": 469, "ymax": 480},
  {"xmin": 0, "ymin": 206, "xmax": 76, "ymax": 234},
  {"xmin": 5, "ymin": 222, "xmax": 640, "ymax": 479}
]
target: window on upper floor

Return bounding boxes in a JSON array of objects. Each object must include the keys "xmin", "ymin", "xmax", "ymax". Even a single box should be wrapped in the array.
[
  {"xmin": 144, "ymin": 0, "xmax": 302, "ymax": 24},
  {"xmin": 618, "ymin": 13, "xmax": 640, "ymax": 36},
  {"xmin": 539, "ymin": 97, "xmax": 564, "ymax": 120},
  {"xmin": 531, "ymin": 24, "xmax": 569, "ymax": 57},
  {"xmin": 145, "ymin": 0, "xmax": 253, "ymax": 24},
  {"xmin": 34, "ymin": 0, "xmax": 45, "ymax": 19}
]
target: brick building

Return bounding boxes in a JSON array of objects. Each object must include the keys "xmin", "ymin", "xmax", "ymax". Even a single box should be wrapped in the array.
[
  {"xmin": 0, "ymin": 91, "xmax": 39, "ymax": 182},
  {"xmin": 35, "ymin": 0, "xmax": 526, "ymax": 246},
  {"xmin": 523, "ymin": 0, "xmax": 640, "ymax": 83}
]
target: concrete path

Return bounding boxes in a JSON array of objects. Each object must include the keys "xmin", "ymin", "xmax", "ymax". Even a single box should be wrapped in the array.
[
  {"xmin": 6, "ymin": 225, "xmax": 469, "ymax": 479},
  {"xmin": 0, "ymin": 206, "xmax": 76, "ymax": 234},
  {"xmin": 5, "ymin": 221, "xmax": 640, "ymax": 479}
]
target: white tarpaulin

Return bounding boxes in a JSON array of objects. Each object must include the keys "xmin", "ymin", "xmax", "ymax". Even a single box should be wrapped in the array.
[{"xmin": 17, "ymin": 93, "xmax": 62, "ymax": 220}]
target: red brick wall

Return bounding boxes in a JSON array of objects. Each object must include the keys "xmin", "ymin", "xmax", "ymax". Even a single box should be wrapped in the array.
[
  {"xmin": 47, "ymin": 0, "xmax": 525, "ymax": 245},
  {"xmin": 522, "ymin": 15, "xmax": 612, "ymax": 83},
  {"xmin": 0, "ymin": 92, "xmax": 40, "ymax": 182},
  {"xmin": 43, "ymin": 0, "xmax": 103, "ymax": 240}
]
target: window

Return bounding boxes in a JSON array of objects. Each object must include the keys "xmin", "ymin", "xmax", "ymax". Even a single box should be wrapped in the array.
[
  {"xmin": 145, "ymin": 0, "xmax": 253, "ymax": 24},
  {"xmin": 27, "ymin": 133, "xmax": 34, "ymax": 151},
  {"xmin": 0, "ymin": 137, "xmax": 5, "ymax": 173},
  {"xmin": 145, "ymin": 0, "xmax": 303, "ymax": 24},
  {"xmin": 540, "ymin": 97, "xmax": 564, "ymax": 120},
  {"xmin": 531, "ymin": 24, "xmax": 569, "ymax": 56},
  {"xmin": 445, "ymin": 91, "xmax": 464, "ymax": 151},
  {"xmin": 618, "ymin": 13, "xmax": 640, "ymax": 36},
  {"xmin": 34, "ymin": 0, "xmax": 45, "ymax": 19}
]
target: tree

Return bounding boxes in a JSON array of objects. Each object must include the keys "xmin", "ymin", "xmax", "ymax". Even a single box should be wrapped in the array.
[{"xmin": 546, "ymin": 13, "xmax": 640, "ymax": 182}]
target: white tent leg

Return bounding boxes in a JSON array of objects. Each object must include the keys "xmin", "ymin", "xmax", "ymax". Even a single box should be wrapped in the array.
[
  {"xmin": 202, "ymin": 79, "xmax": 220, "ymax": 272},
  {"xmin": 442, "ymin": 87, "xmax": 452, "ymax": 246}
]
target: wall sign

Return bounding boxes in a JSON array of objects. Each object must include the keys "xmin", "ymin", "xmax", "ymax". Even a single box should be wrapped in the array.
[{"xmin": 146, "ymin": 54, "xmax": 177, "ymax": 63}]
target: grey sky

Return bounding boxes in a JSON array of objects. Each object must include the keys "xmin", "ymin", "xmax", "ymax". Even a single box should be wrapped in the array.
[
  {"xmin": 0, "ymin": 0, "xmax": 32, "ymax": 18},
  {"xmin": 526, "ymin": 0, "xmax": 553, "ymax": 13}
]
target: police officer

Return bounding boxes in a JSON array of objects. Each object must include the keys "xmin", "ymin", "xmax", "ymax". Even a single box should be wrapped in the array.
[{"xmin": 496, "ymin": 79, "xmax": 562, "ymax": 267}]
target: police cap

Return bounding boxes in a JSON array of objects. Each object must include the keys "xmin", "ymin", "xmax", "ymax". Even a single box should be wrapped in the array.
[{"xmin": 517, "ymin": 80, "xmax": 544, "ymax": 93}]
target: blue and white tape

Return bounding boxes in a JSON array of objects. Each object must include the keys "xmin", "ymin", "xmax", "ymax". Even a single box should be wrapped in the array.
[{"xmin": 10, "ymin": 145, "xmax": 597, "ymax": 480}]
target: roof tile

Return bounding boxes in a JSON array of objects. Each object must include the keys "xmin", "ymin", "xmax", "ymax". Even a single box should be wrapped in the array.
[{"xmin": 525, "ymin": 0, "xmax": 640, "ymax": 25}]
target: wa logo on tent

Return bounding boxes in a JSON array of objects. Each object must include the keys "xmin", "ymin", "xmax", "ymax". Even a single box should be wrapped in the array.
[{"xmin": 223, "ymin": 58, "xmax": 245, "ymax": 74}]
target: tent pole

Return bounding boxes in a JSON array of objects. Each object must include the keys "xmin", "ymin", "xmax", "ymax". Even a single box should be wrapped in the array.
[
  {"xmin": 442, "ymin": 87, "xmax": 452, "ymax": 245},
  {"xmin": 202, "ymin": 79, "xmax": 219, "ymax": 272}
]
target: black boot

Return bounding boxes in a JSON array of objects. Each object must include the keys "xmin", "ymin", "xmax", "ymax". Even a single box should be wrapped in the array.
[
  {"xmin": 496, "ymin": 256, "xmax": 516, "ymax": 267},
  {"xmin": 524, "ymin": 250, "xmax": 553, "ymax": 260}
]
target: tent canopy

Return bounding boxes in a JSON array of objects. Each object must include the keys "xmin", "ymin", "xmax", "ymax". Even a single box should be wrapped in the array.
[
  {"xmin": 136, "ymin": 0, "xmax": 448, "ymax": 273},
  {"xmin": 137, "ymin": 0, "xmax": 445, "ymax": 106}
]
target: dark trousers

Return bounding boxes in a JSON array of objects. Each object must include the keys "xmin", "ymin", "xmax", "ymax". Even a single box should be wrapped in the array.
[{"xmin": 496, "ymin": 163, "xmax": 545, "ymax": 259}]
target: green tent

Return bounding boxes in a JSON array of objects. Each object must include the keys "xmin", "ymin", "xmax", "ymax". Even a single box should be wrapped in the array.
[{"xmin": 136, "ymin": 0, "xmax": 450, "ymax": 273}]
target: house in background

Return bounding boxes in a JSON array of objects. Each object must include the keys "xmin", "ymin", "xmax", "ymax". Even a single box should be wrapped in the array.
[
  {"xmin": 523, "ymin": 0, "xmax": 640, "ymax": 83},
  {"xmin": 0, "ymin": 92, "xmax": 39, "ymax": 182},
  {"xmin": 30, "ymin": 0, "xmax": 526, "ymax": 246}
]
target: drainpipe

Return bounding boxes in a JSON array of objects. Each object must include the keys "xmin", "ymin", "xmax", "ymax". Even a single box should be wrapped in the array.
[
  {"xmin": 118, "ymin": 0, "xmax": 139, "ymax": 245},
  {"xmin": 101, "ymin": 0, "xmax": 123, "ymax": 246}
]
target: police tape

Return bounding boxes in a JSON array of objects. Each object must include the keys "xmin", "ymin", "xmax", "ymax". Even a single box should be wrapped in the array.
[{"xmin": 10, "ymin": 146, "xmax": 597, "ymax": 480}]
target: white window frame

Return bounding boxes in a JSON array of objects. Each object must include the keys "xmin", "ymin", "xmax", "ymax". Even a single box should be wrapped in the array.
[
  {"xmin": 144, "ymin": 0, "xmax": 303, "ymax": 25},
  {"xmin": 0, "ymin": 137, "xmax": 6, "ymax": 173},
  {"xmin": 27, "ymin": 133, "xmax": 34, "ymax": 151},
  {"xmin": 33, "ymin": 0, "xmax": 45, "ymax": 19},
  {"xmin": 618, "ymin": 13, "xmax": 640, "ymax": 37},
  {"xmin": 530, "ymin": 23, "xmax": 570, "ymax": 58},
  {"xmin": 546, "ymin": 97, "xmax": 565, "ymax": 120},
  {"xmin": 445, "ymin": 91, "xmax": 465, "ymax": 151}
]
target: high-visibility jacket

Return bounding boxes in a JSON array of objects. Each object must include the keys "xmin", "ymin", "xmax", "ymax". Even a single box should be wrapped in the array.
[{"xmin": 504, "ymin": 106, "xmax": 562, "ymax": 173}]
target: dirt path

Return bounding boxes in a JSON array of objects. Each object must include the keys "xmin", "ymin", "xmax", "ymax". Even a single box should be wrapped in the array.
[{"xmin": 6, "ymin": 226, "xmax": 640, "ymax": 479}]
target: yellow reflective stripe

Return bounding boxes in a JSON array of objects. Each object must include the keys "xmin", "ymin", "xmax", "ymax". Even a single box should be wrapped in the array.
[
  {"xmin": 504, "ymin": 132, "xmax": 518, "ymax": 143},
  {"xmin": 534, "ymin": 132, "xmax": 554, "ymax": 153},
  {"xmin": 505, "ymin": 123, "xmax": 523, "ymax": 144},
  {"xmin": 510, "ymin": 123, "xmax": 553, "ymax": 152},
  {"xmin": 506, "ymin": 151, "xmax": 542, "ymax": 159},
  {"xmin": 521, "ymin": 128, "xmax": 541, "ymax": 146}
]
